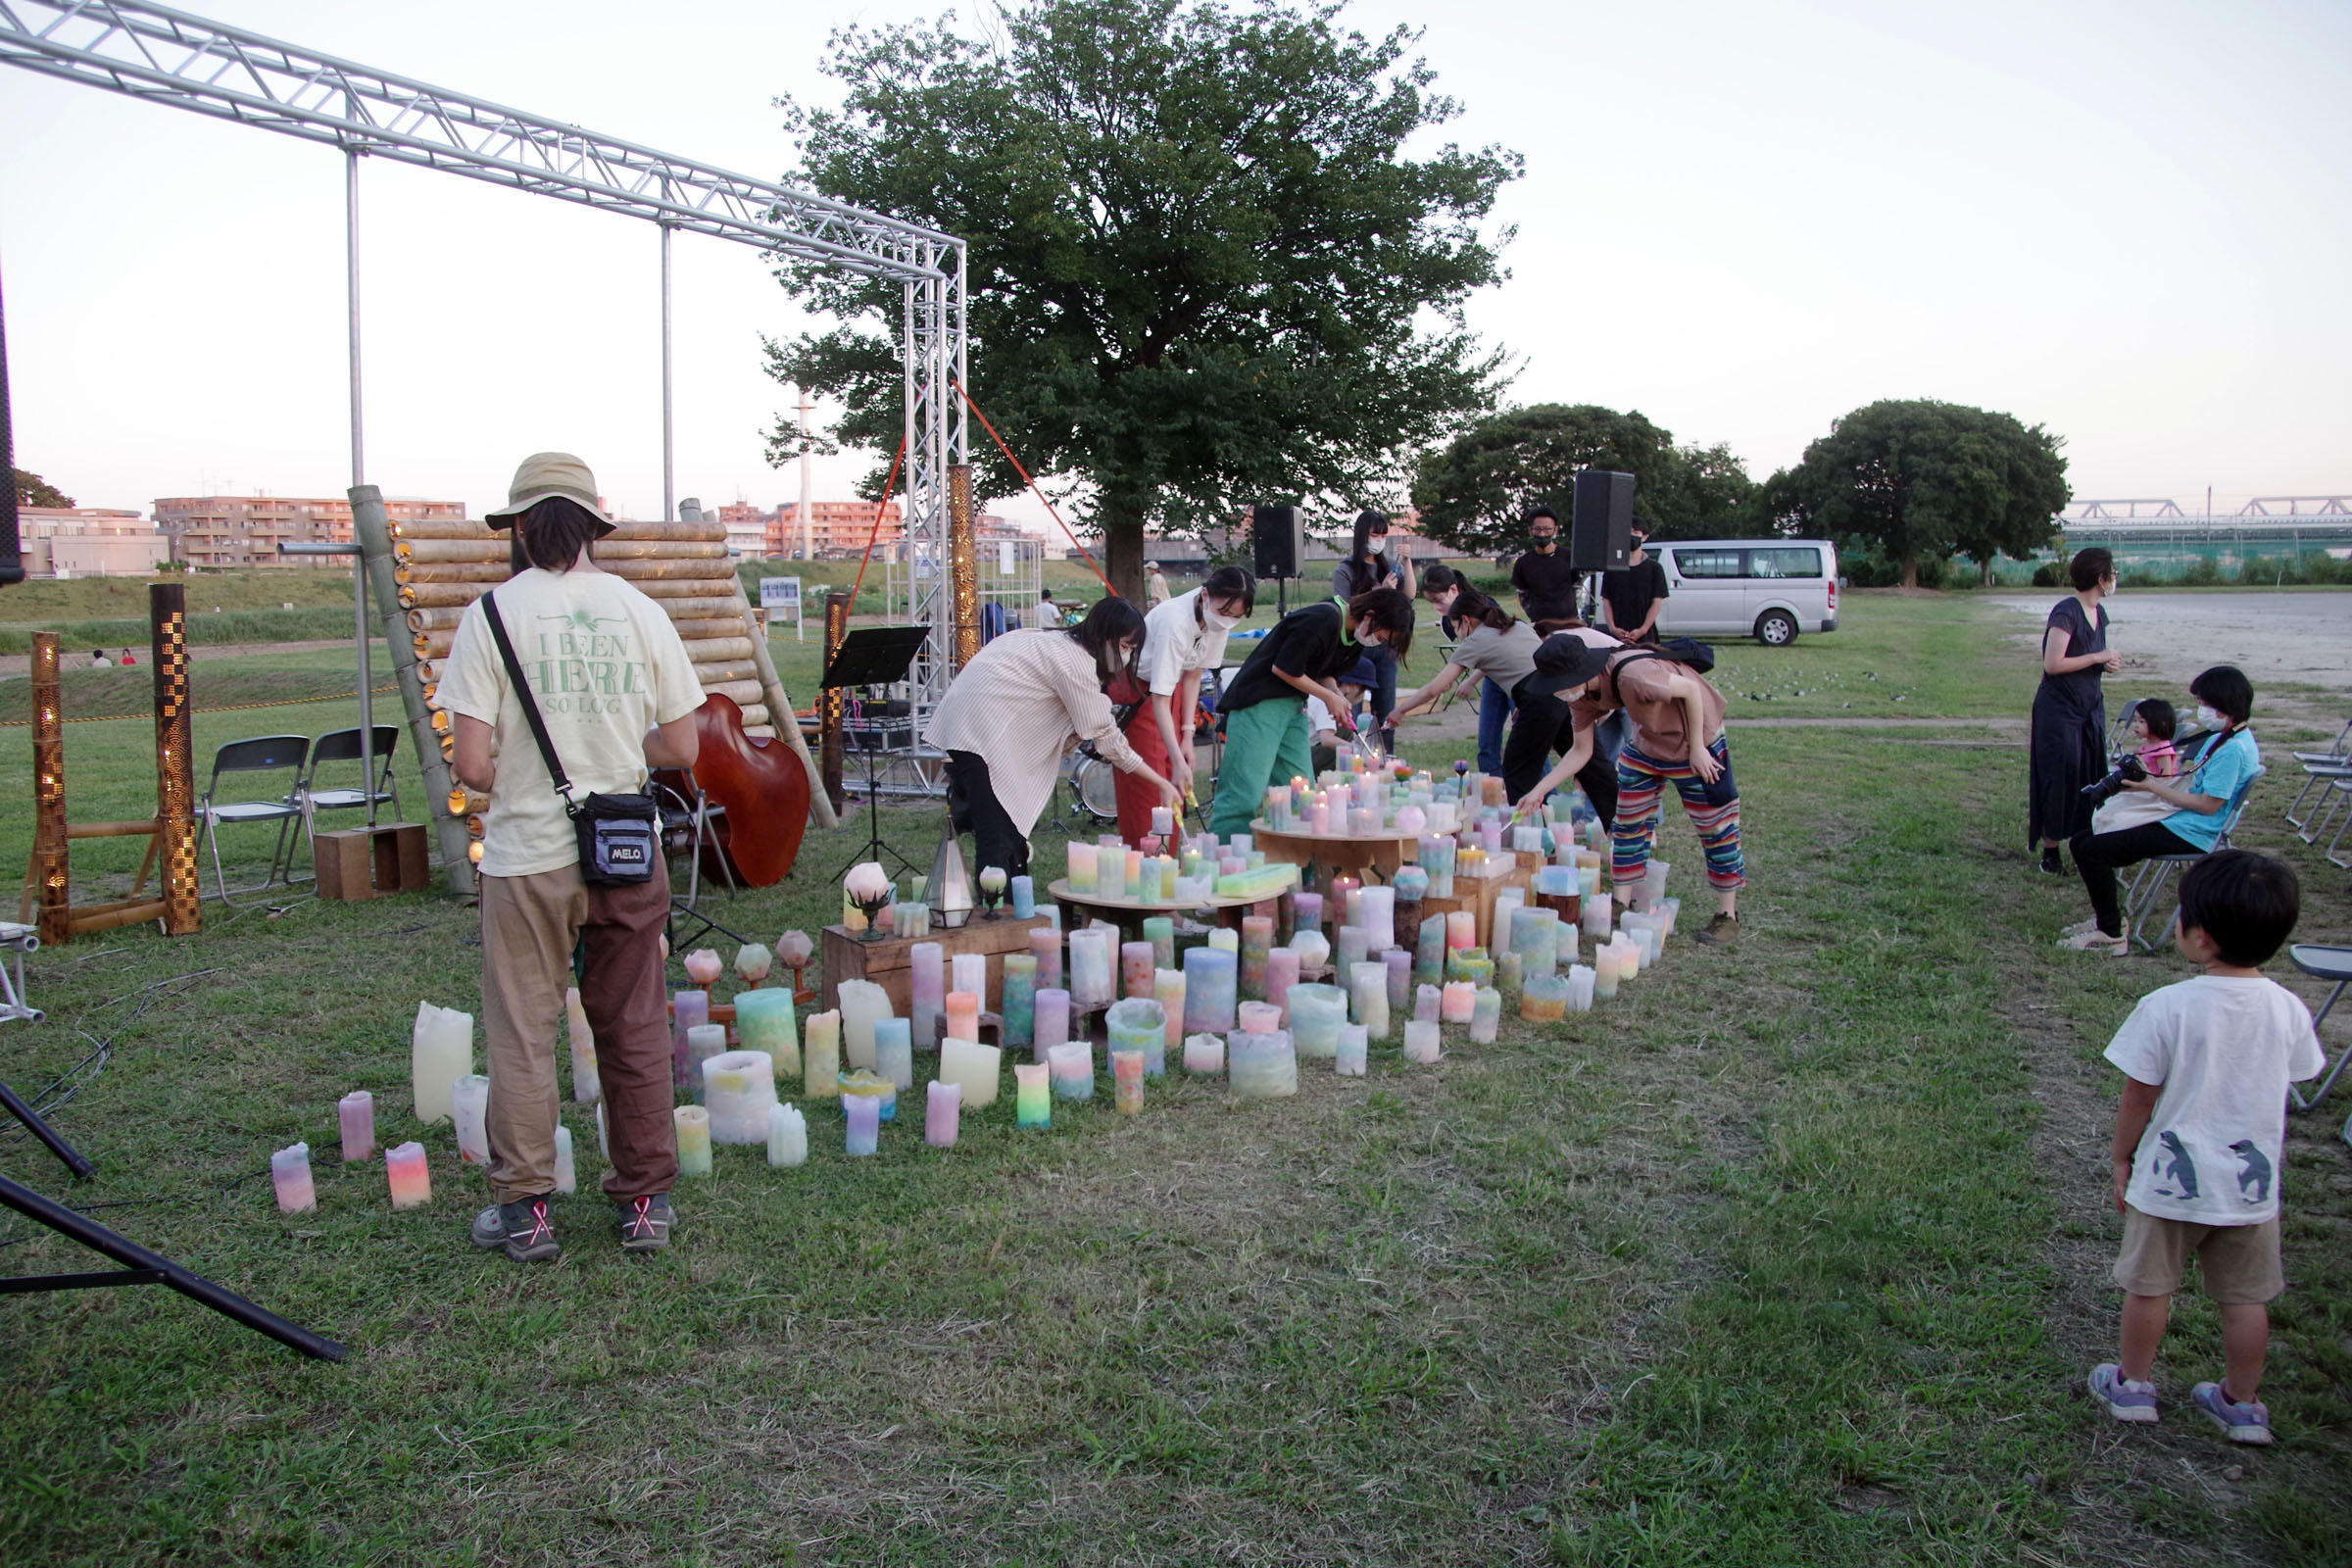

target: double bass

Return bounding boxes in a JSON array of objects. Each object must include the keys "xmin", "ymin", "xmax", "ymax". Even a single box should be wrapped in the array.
[{"xmin": 652, "ymin": 694, "xmax": 811, "ymax": 888}]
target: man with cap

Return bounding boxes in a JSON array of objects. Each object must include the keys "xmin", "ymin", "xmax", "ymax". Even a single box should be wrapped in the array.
[
  {"xmin": 1145, "ymin": 562, "xmax": 1172, "ymax": 608},
  {"xmin": 437, "ymin": 453, "xmax": 707, "ymax": 1260}
]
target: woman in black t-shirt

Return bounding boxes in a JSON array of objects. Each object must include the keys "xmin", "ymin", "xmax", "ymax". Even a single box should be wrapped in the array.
[
  {"xmin": 2028, "ymin": 548, "xmax": 2122, "ymax": 872},
  {"xmin": 1209, "ymin": 589, "xmax": 1414, "ymax": 838}
]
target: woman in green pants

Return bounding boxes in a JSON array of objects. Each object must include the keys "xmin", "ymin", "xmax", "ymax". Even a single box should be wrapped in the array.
[{"xmin": 1209, "ymin": 588, "xmax": 1415, "ymax": 838}]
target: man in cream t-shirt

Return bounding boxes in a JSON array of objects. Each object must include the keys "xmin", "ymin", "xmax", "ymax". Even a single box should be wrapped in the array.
[{"xmin": 438, "ymin": 452, "xmax": 704, "ymax": 1262}]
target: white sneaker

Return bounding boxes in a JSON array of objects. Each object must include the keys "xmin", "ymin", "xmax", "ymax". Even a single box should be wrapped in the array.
[
  {"xmin": 2057, "ymin": 928, "xmax": 2127, "ymax": 956},
  {"xmin": 2062, "ymin": 917, "xmax": 2102, "ymax": 938}
]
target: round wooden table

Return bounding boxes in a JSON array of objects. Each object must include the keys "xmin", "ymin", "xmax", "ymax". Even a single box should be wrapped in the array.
[
  {"xmin": 1047, "ymin": 874, "xmax": 1295, "ymax": 943},
  {"xmin": 1249, "ymin": 819, "xmax": 1423, "ymax": 883}
]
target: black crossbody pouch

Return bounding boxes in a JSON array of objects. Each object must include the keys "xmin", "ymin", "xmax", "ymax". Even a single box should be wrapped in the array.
[{"xmin": 481, "ymin": 591, "xmax": 659, "ymax": 886}]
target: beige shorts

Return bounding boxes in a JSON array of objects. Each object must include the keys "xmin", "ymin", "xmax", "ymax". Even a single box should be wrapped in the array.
[{"xmin": 2113, "ymin": 1207, "xmax": 2283, "ymax": 1303}]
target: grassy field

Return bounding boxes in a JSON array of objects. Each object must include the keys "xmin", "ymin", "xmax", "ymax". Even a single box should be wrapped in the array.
[{"xmin": 0, "ymin": 596, "xmax": 2346, "ymax": 1566}]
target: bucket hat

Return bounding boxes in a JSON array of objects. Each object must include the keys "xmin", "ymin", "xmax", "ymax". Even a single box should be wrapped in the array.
[
  {"xmin": 484, "ymin": 452, "xmax": 616, "ymax": 535},
  {"xmin": 1531, "ymin": 633, "xmax": 1615, "ymax": 698}
]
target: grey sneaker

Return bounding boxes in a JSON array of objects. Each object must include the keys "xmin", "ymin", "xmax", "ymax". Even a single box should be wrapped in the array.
[
  {"xmin": 616, "ymin": 1193, "xmax": 675, "ymax": 1253},
  {"xmin": 2190, "ymin": 1381, "xmax": 2273, "ymax": 1445},
  {"xmin": 469, "ymin": 1197, "xmax": 560, "ymax": 1263},
  {"xmin": 2087, "ymin": 1363, "xmax": 2158, "ymax": 1424},
  {"xmin": 1692, "ymin": 912, "xmax": 1739, "ymax": 947}
]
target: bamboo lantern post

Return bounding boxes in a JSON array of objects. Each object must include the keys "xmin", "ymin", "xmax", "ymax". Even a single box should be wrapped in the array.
[
  {"xmin": 29, "ymin": 633, "xmax": 69, "ymax": 945},
  {"xmin": 353, "ymin": 486, "xmax": 474, "ymax": 894},
  {"xmin": 821, "ymin": 589, "xmax": 850, "ymax": 813},
  {"xmin": 149, "ymin": 584, "xmax": 201, "ymax": 935},
  {"xmin": 948, "ymin": 464, "xmax": 980, "ymax": 672}
]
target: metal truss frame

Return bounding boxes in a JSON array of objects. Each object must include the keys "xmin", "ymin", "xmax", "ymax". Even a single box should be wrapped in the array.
[{"xmin": 0, "ymin": 0, "xmax": 968, "ymax": 724}]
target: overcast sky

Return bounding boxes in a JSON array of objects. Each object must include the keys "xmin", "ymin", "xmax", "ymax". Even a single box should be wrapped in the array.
[{"xmin": 3, "ymin": 0, "xmax": 2344, "ymax": 525}]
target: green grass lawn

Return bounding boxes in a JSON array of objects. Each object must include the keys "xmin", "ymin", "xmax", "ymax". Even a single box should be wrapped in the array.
[{"xmin": 0, "ymin": 595, "xmax": 2346, "ymax": 1566}]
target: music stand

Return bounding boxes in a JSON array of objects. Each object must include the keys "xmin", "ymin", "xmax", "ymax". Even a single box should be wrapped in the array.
[{"xmin": 824, "ymin": 625, "xmax": 932, "ymax": 883}]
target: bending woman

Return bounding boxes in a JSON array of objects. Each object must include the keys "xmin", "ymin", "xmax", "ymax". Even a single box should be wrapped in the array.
[
  {"xmin": 926, "ymin": 598, "xmax": 1178, "ymax": 879},
  {"xmin": 1209, "ymin": 588, "xmax": 1415, "ymax": 839},
  {"xmin": 2029, "ymin": 547, "xmax": 2122, "ymax": 874},
  {"xmin": 1517, "ymin": 636, "xmax": 1744, "ymax": 945},
  {"xmin": 2059, "ymin": 665, "xmax": 2261, "ymax": 957},
  {"xmin": 1116, "ymin": 565, "xmax": 1254, "ymax": 847},
  {"xmin": 1391, "ymin": 565, "xmax": 1564, "ymax": 806}
]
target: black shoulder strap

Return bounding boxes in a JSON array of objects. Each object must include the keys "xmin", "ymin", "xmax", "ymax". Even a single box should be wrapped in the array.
[
  {"xmin": 1605, "ymin": 647, "xmax": 1665, "ymax": 709},
  {"xmin": 480, "ymin": 590, "xmax": 576, "ymax": 808}
]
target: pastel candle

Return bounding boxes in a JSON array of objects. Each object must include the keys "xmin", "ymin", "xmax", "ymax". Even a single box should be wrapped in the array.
[
  {"xmin": 1207, "ymin": 927, "xmax": 1240, "ymax": 954},
  {"xmin": 1111, "ymin": 1050, "xmax": 1146, "ymax": 1114},
  {"xmin": 1143, "ymin": 916, "xmax": 1175, "ymax": 971},
  {"xmin": 1181, "ymin": 946, "xmax": 1238, "ymax": 1034},
  {"xmin": 925, "ymin": 1080, "xmax": 962, "ymax": 1148},
  {"xmin": 1592, "ymin": 949, "xmax": 1620, "ymax": 1000},
  {"xmin": 270, "ymin": 1142, "xmax": 316, "ymax": 1214},
  {"xmin": 1122, "ymin": 941, "xmax": 1157, "ymax": 999},
  {"xmin": 1402, "ymin": 1020, "xmax": 1442, "ymax": 1064},
  {"xmin": 564, "ymin": 988, "xmax": 601, "ymax": 1104},
  {"xmin": 1151, "ymin": 805, "xmax": 1175, "ymax": 838},
  {"xmin": 1445, "ymin": 911, "xmax": 1476, "ymax": 953},
  {"xmin": 1183, "ymin": 1032, "xmax": 1226, "ymax": 1075},
  {"xmin": 674, "ymin": 1106, "xmax": 714, "ymax": 1176},
  {"xmin": 553, "ymin": 1124, "xmax": 577, "ymax": 1195},
  {"xmin": 1228, "ymin": 1030, "xmax": 1298, "ymax": 1098},
  {"xmin": 1292, "ymin": 892, "xmax": 1323, "ymax": 933},
  {"xmin": 1413, "ymin": 913, "xmax": 1446, "ymax": 984},
  {"xmin": 1415, "ymin": 983, "xmax": 1443, "ymax": 1024},
  {"xmin": 704, "ymin": 1050, "xmax": 779, "ymax": 1143},
  {"xmin": 941, "ymin": 1037, "xmax": 1003, "ymax": 1107},
  {"xmin": 735, "ymin": 988, "xmax": 801, "ymax": 1080},
  {"xmin": 410, "ymin": 1002, "xmax": 473, "ymax": 1124},
  {"xmin": 1010, "ymin": 874, "xmax": 1036, "ymax": 918},
  {"xmin": 873, "ymin": 1017, "xmax": 914, "ymax": 1091},
  {"xmin": 909, "ymin": 942, "xmax": 946, "ymax": 1050},
  {"xmin": 1349, "ymin": 960, "xmax": 1391, "ymax": 1041},
  {"xmin": 1067, "ymin": 840, "xmax": 1098, "ymax": 891},
  {"xmin": 1567, "ymin": 964, "xmax": 1596, "ymax": 1011},
  {"xmin": 1287, "ymin": 983, "xmax": 1348, "ymax": 1059},
  {"xmin": 1015, "ymin": 1062, "xmax": 1052, "ymax": 1127},
  {"xmin": 1336, "ymin": 924, "xmax": 1370, "ymax": 974},
  {"xmin": 1236, "ymin": 1000, "xmax": 1283, "ymax": 1036},
  {"xmin": 1096, "ymin": 850, "xmax": 1125, "ymax": 901},
  {"xmin": 1496, "ymin": 950, "xmax": 1523, "ymax": 991},
  {"xmin": 1105, "ymin": 997, "xmax": 1168, "ymax": 1079},
  {"xmin": 944, "ymin": 991, "xmax": 981, "ymax": 1047},
  {"xmin": 843, "ymin": 1093, "xmax": 879, "ymax": 1156},
  {"xmin": 1239, "ymin": 915, "xmax": 1275, "ymax": 998},
  {"xmin": 337, "ymin": 1090, "xmax": 375, "ymax": 1161},
  {"xmin": 1584, "ymin": 898, "xmax": 1614, "ymax": 940},
  {"xmin": 596, "ymin": 1102, "xmax": 608, "ymax": 1157},
  {"xmin": 952, "ymin": 953, "xmax": 988, "ymax": 1005},
  {"xmin": 1035, "ymin": 988, "xmax": 1071, "ymax": 1058},
  {"xmin": 803, "ymin": 1010, "xmax": 842, "ymax": 1098},
  {"xmin": 1153, "ymin": 968, "xmax": 1187, "ymax": 1055},
  {"xmin": 1001, "ymin": 954, "xmax": 1039, "ymax": 1047},
  {"xmin": 837, "ymin": 979, "xmax": 893, "ymax": 1072},
  {"xmin": 450, "ymin": 1074, "xmax": 491, "ymax": 1164},
  {"xmin": 1356, "ymin": 887, "xmax": 1395, "ymax": 951},
  {"xmin": 1493, "ymin": 892, "xmax": 1523, "ymax": 955},
  {"xmin": 1265, "ymin": 948, "xmax": 1300, "ymax": 1021},
  {"xmin": 1067, "ymin": 928, "xmax": 1114, "ymax": 1008},
  {"xmin": 1382, "ymin": 948, "xmax": 1412, "ymax": 1010},
  {"xmin": 686, "ymin": 1024, "xmax": 729, "ymax": 1102},
  {"xmin": 1292, "ymin": 928, "xmax": 1331, "ymax": 970},
  {"xmin": 384, "ymin": 1141, "xmax": 431, "ymax": 1209},
  {"xmin": 672, "ymin": 989, "xmax": 710, "ymax": 1093},
  {"xmin": 1441, "ymin": 980, "xmax": 1476, "ymax": 1023},
  {"xmin": 1521, "ymin": 974, "xmax": 1569, "ymax": 1022},
  {"xmin": 1471, "ymin": 986, "xmax": 1503, "ymax": 1042},
  {"xmin": 1030, "ymin": 927, "xmax": 1062, "ymax": 990},
  {"xmin": 1048, "ymin": 1041, "xmax": 1095, "ymax": 1101},
  {"xmin": 767, "ymin": 1102, "xmax": 808, "ymax": 1166},
  {"xmin": 1335, "ymin": 1023, "xmax": 1368, "ymax": 1076},
  {"xmin": 1309, "ymin": 801, "xmax": 1330, "ymax": 834}
]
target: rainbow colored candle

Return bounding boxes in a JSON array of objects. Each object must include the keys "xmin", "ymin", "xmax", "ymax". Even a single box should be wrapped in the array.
[
  {"xmin": 1112, "ymin": 1050, "xmax": 1146, "ymax": 1114},
  {"xmin": 1000, "ymin": 954, "xmax": 1038, "ymax": 1048},
  {"xmin": 1030, "ymin": 927, "xmax": 1062, "ymax": 991},
  {"xmin": 1239, "ymin": 915, "xmax": 1275, "ymax": 998},
  {"xmin": 1106, "ymin": 997, "xmax": 1167, "ymax": 1079},
  {"xmin": 1014, "ymin": 1062, "xmax": 1052, "ymax": 1127},
  {"xmin": 1153, "ymin": 967, "xmax": 1187, "ymax": 1057},
  {"xmin": 385, "ymin": 1141, "xmax": 430, "ymax": 1209},
  {"xmin": 1182, "ymin": 946, "xmax": 1238, "ymax": 1034}
]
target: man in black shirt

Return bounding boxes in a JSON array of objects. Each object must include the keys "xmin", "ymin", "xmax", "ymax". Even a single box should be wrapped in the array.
[
  {"xmin": 1509, "ymin": 507, "xmax": 1582, "ymax": 625},
  {"xmin": 1211, "ymin": 590, "xmax": 1415, "ymax": 837},
  {"xmin": 1332, "ymin": 512, "xmax": 1411, "ymax": 746},
  {"xmin": 1600, "ymin": 521, "xmax": 1669, "ymax": 644}
]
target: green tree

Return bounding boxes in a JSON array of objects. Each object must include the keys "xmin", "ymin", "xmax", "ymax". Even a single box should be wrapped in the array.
[
  {"xmin": 1769, "ymin": 399, "xmax": 2069, "ymax": 588},
  {"xmin": 14, "ymin": 468, "xmax": 73, "ymax": 509},
  {"xmin": 1408, "ymin": 403, "xmax": 1757, "ymax": 554},
  {"xmin": 765, "ymin": 0, "xmax": 1518, "ymax": 598}
]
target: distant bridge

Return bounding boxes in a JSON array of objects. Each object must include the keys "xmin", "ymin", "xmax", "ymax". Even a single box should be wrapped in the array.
[{"xmin": 2052, "ymin": 498, "xmax": 2352, "ymax": 571}]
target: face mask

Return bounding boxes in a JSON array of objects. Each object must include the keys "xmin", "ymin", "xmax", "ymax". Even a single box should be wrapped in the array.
[
  {"xmin": 2196, "ymin": 704, "xmax": 2223, "ymax": 729},
  {"xmin": 1531, "ymin": 535, "xmax": 1556, "ymax": 551},
  {"xmin": 1202, "ymin": 607, "xmax": 1241, "ymax": 632}
]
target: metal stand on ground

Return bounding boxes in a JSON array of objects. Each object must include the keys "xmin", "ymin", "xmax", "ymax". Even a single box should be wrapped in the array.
[{"xmin": 821, "ymin": 626, "xmax": 932, "ymax": 883}]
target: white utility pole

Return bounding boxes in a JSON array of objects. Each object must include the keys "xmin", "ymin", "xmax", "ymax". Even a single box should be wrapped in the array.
[{"xmin": 796, "ymin": 387, "xmax": 815, "ymax": 559}]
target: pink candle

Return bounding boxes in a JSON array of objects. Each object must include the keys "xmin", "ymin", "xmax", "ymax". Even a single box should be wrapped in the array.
[
  {"xmin": 1266, "ymin": 948, "xmax": 1300, "ymax": 1023},
  {"xmin": 1309, "ymin": 802, "xmax": 1330, "ymax": 834},
  {"xmin": 1237, "ymin": 1001, "xmax": 1282, "ymax": 1035},
  {"xmin": 270, "ymin": 1143, "xmax": 316, "ymax": 1214},
  {"xmin": 1445, "ymin": 910, "xmax": 1477, "ymax": 952},
  {"xmin": 1112, "ymin": 1050, "xmax": 1145, "ymax": 1114},
  {"xmin": 909, "ymin": 941, "xmax": 945, "ymax": 1052},
  {"xmin": 944, "ymin": 990, "xmax": 981, "ymax": 1044},
  {"xmin": 1029, "ymin": 928, "xmax": 1062, "ymax": 991},
  {"xmin": 385, "ymin": 1141, "xmax": 431, "ymax": 1209},
  {"xmin": 1121, "ymin": 941, "xmax": 1156, "ymax": 999},
  {"xmin": 337, "ymin": 1090, "xmax": 375, "ymax": 1161},
  {"xmin": 1441, "ymin": 980, "xmax": 1476, "ymax": 1022},
  {"xmin": 1331, "ymin": 875, "xmax": 1360, "ymax": 911},
  {"xmin": 925, "ymin": 1080, "xmax": 961, "ymax": 1148}
]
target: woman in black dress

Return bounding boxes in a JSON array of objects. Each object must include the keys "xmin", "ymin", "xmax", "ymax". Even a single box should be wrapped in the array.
[{"xmin": 2028, "ymin": 547, "xmax": 2121, "ymax": 873}]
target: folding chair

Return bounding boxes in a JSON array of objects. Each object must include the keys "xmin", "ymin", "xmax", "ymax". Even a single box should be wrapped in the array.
[
  {"xmin": 2121, "ymin": 765, "xmax": 2264, "ymax": 953},
  {"xmin": 2284, "ymin": 716, "xmax": 2351, "ymax": 830},
  {"xmin": 292, "ymin": 726, "xmax": 402, "ymax": 870},
  {"xmin": 198, "ymin": 736, "xmax": 309, "ymax": 904},
  {"xmin": 2323, "ymin": 779, "xmax": 2352, "ymax": 871},
  {"xmin": 2288, "ymin": 945, "xmax": 2351, "ymax": 1112}
]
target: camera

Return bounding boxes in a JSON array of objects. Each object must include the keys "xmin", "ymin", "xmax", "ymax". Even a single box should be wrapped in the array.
[{"xmin": 2081, "ymin": 752, "xmax": 2146, "ymax": 806}]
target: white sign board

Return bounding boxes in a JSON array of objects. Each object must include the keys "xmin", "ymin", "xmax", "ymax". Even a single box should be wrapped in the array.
[{"xmin": 759, "ymin": 575, "xmax": 805, "ymax": 640}]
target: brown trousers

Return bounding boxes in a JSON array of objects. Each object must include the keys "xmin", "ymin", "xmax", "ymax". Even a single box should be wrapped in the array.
[{"xmin": 479, "ymin": 862, "xmax": 676, "ymax": 1204}]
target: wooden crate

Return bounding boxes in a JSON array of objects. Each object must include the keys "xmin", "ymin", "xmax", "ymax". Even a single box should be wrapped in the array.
[
  {"xmin": 313, "ymin": 823, "xmax": 431, "ymax": 901},
  {"xmin": 1467, "ymin": 864, "xmax": 1533, "ymax": 950},
  {"xmin": 821, "ymin": 917, "xmax": 1045, "ymax": 1018}
]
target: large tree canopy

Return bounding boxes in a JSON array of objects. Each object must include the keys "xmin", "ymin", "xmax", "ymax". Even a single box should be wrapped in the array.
[
  {"xmin": 1766, "ymin": 399, "xmax": 2070, "ymax": 587},
  {"xmin": 766, "ymin": 0, "xmax": 1519, "ymax": 596},
  {"xmin": 14, "ymin": 468, "xmax": 73, "ymax": 509},
  {"xmin": 1408, "ymin": 403, "xmax": 1759, "ymax": 556}
]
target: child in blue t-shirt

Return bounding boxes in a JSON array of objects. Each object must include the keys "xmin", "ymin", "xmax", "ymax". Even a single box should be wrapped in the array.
[{"xmin": 2087, "ymin": 851, "xmax": 2325, "ymax": 1444}]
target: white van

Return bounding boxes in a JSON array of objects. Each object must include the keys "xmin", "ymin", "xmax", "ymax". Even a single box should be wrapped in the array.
[{"xmin": 1651, "ymin": 538, "xmax": 1839, "ymax": 647}]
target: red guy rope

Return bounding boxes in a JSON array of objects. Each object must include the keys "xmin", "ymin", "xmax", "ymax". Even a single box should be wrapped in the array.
[
  {"xmin": 951, "ymin": 376, "xmax": 1116, "ymax": 596},
  {"xmin": 846, "ymin": 436, "xmax": 908, "ymax": 607}
]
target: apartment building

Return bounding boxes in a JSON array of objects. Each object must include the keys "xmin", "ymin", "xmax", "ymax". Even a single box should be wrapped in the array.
[
  {"xmin": 14, "ymin": 507, "xmax": 172, "ymax": 576},
  {"xmin": 153, "ymin": 495, "xmax": 467, "ymax": 567},
  {"xmin": 765, "ymin": 499, "xmax": 905, "ymax": 558}
]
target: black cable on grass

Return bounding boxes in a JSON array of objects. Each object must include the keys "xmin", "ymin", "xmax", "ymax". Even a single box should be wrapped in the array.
[{"xmin": 0, "ymin": 968, "xmax": 225, "ymax": 1133}]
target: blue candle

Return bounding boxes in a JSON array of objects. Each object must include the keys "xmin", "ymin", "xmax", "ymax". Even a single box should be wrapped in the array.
[
  {"xmin": 1182, "ymin": 946, "xmax": 1238, "ymax": 1035},
  {"xmin": 1009, "ymin": 874, "xmax": 1035, "ymax": 918}
]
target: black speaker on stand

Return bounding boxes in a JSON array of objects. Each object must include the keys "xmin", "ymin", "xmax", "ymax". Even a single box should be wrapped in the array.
[
  {"xmin": 1250, "ymin": 504, "xmax": 1302, "ymax": 617},
  {"xmin": 1571, "ymin": 470, "xmax": 1635, "ymax": 573}
]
